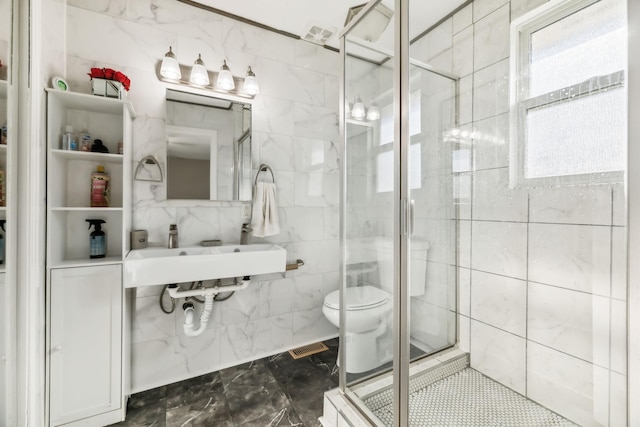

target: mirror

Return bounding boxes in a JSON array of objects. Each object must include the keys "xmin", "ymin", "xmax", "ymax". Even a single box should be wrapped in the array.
[{"xmin": 165, "ymin": 89, "xmax": 252, "ymax": 201}]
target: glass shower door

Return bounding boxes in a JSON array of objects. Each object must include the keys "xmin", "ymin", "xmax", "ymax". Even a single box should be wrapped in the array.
[{"xmin": 341, "ymin": 0, "xmax": 458, "ymax": 418}]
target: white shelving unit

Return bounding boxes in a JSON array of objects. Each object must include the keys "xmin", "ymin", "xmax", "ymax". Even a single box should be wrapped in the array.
[
  {"xmin": 45, "ymin": 89, "xmax": 134, "ymax": 427},
  {"xmin": 46, "ymin": 89, "xmax": 133, "ymax": 267}
]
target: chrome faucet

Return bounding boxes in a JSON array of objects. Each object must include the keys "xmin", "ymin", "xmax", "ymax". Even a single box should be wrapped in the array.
[
  {"xmin": 168, "ymin": 224, "xmax": 179, "ymax": 248},
  {"xmin": 240, "ymin": 223, "xmax": 252, "ymax": 245}
]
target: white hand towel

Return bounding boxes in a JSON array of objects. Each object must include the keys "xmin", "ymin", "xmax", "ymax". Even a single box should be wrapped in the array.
[{"xmin": 251, "ymin": 182, "xmax": 280, "ymax": 237}]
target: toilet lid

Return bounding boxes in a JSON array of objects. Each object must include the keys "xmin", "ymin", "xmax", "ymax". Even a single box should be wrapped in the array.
[{"xmin": 324, "ymin": 286, "xmax": 390, "ymax": 310}]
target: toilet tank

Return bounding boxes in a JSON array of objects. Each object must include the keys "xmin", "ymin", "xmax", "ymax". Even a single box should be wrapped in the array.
[{"xmin": 375, "ymin": 237, "xmax": 429, "ymax": 297}]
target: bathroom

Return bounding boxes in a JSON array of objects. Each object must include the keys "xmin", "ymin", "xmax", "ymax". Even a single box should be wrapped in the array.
[{"xmin": 1, "ymin": 0, "xmax": 640, "ymax": 426}]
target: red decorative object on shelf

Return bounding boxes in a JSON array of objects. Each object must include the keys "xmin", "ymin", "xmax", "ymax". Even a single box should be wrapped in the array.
[{"xmin": 88, "ymin": 68, "xmax": 131, "ymax": 91}]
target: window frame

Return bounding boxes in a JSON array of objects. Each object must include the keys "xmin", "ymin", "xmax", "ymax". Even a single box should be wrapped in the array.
[{"xmin": 509, "ymin": 0, "xmax": 625, "ymax": 188}]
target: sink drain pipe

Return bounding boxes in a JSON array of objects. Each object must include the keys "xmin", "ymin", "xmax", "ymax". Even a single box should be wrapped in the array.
[{"xmin": 167, "ymin": 277, "xmax": 251, "ymax": 337}]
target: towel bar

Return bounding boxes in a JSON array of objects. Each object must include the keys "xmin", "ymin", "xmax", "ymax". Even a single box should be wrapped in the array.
[{"xmin": 286, "ymin": 259, "xmax": 305, "ymax": 271}]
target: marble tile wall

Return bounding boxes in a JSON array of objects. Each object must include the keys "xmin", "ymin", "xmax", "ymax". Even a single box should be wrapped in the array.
[
  {"xmin": 65, "ymin": 0, "xmax": 339, "ymax": 392},
  {"xmin": 420, "ymin": 1, "xmax": 627, "ymax": 426}
]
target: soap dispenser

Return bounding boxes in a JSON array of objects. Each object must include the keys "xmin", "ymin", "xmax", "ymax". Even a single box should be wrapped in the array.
[
  {"xmin": 0, "ymin": 220, "xmax": 6, "ymax": 265},
  {"xmin": 86, "ymin": 219, "xmax": 107, "ymax": 259}
]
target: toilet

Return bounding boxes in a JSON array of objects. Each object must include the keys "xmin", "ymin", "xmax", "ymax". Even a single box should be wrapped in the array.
[{"xmin": 322, "ymin": 238, "xmax": 429, "ymax": 373}]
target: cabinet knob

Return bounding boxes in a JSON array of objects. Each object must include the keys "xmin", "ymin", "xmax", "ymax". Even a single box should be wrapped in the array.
[{"xmin": 51, "ymin": 345, "xmax": 62, "ymax": 354}]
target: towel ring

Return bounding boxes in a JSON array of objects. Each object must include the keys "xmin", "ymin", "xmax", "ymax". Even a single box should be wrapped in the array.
[
  {"xmin": 254, "ymin": 164, "xmax": 275, "ymax": 185},
  {"xmin": 134, "ymin": 155, "xmax": 164, "ymax": 182}
]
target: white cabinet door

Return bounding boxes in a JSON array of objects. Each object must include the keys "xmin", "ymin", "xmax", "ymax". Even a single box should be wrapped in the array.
[{"xmin": 49, "ymin": 265, "xmax": 121, "ymax": 426}]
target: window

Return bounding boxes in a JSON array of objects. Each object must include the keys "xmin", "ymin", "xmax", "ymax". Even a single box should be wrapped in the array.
[{"xmin": 510, "ymin": 0, "xmax": 626, "ymax": 186}]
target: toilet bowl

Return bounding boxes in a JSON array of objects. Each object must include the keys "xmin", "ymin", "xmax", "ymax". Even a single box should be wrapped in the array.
[
  {"xmin": 322, "ymin": 237, "xmax": 430, "ymax": 373},
  {"xmin": 322, "ymin": 285, "xmax": 392, "ymax": 373}
]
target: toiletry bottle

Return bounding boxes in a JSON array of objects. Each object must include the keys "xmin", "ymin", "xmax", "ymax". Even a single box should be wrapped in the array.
[
  {"xmin": 0, "ymin": 169, "xmax": 5, "ymax": 207},
  {"xmin": 62, "ymin": 125, "xmax": 77, "ymax": 150},
  {"xmin": 86, "ymin": 219, "xmax": 106, "ymax": 259},
  {"xmin": 91, "ymin": 139, "xmax": 109, "ymax": 153},
  {"xmin": 0, "ymin": 220, "xmax": 6, "ymax": 265},
  {"xmin": 78, "ymin": 125, "xmax": 92, "ymax": 152},
  {"xmin": 90, "ymin": 165, "xmax": 110, "ymax": 207}
]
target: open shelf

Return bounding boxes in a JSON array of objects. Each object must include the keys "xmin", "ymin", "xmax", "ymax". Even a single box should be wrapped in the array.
[
  {"xmin": 50, "ymin": 207, "xmax": 123, "ymax": 212},
  {"xmin": 45, "ymin": 88, "xmax": 136, "ymax": 117},
  {"xmin": 51, "ymin": 149, "xmax": 124, "ymax": 164},
  {"xmin": 49, "ymin": 257, "xmax": 123, "ymax": 269}
]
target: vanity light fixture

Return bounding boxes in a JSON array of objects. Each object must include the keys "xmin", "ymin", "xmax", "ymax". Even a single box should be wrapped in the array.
[
  {"xmin": 189, "ymin": 54, "xmax": 210, "ymax": 86},
  {"xmin": 345, "ymin": 97, "xmax": 380, "ymax": 122},
  {"xmin": 156, "ymin": 48, "xmax": 259, "ymax": 99},
  {"xmin": 160, "ymin": 46, "xmax": 181, "ymax": 80},
  {"xmin": 366, "ymin": 103, "xmax": 380, "ymax": 121},
  {"xmin": 351, "ymin": 96, "xmax": 366, "ymax": 120},
  {"xmin": 243, "ymin": 66, "xmax": 260, "ymax": 95},
  {"xmin": 217, "ymin": 60, "xmax": 235, "ymax": 91}
]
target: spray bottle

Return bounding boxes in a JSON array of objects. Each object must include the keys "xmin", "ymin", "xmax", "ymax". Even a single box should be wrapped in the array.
[
  {"xmin": 86, "ymin": 219, "xmax": 106, "ymax": 259},
  {"xmin": 0, "ymin": 220, "xmax": 6, "ymax": 265}
]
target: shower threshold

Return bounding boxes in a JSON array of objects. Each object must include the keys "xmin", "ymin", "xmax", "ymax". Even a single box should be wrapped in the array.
[{"xmin": 323, "ymin": 350, "xmax": 578, "ymax": 427}]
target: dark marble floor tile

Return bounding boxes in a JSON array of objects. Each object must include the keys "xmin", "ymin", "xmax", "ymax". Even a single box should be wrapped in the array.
[
  {"xmin": 224, "ymin": 381, "xmax": 291, "ymax": 425},
  {"xmin": 237, "ymin": 406, "xmax": 305, "ymax": 427},
  {"xmin": 111, "ymin": 386, "xmax": 168, "ymax": 426},
  {"xmin": 219, "ymin": 360, "xmax": 276, "ymax": 388},
  {"xmin": 165, "ymin": 396, "xmax": 234, "ymax": 427},
  {"xmin": 166, "ymin": 372, "xmax": 226, "ymax": 410},
  {"xmin": 118, "ymin": 340, "xmax": 341, "ymax": 426}
]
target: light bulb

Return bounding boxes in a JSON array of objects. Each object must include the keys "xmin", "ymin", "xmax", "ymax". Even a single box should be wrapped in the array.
[
  {"xmin": 243, "ymin": 66, "xmax": 260, "ymax": 95},
  {"xmin": 366, "ymin": 103, "xmax": 380, "ymax": 120},
  {"xmin": 217, "ymin": 60, "xmax": 235, "ymax": 91},
  {"xmin": 351, "ymin": 96, "xmax": 366, "ymax": 119},
  {"xmin": 189, "ymin": 54, "xmax": 209, "ymax": 86},
  {"xmin": 160, "ymin": 46, "xmax": 181, "ymax": 80}
]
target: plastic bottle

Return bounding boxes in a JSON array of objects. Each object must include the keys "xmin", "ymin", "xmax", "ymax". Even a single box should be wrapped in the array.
[
  {"xmin": 0, "ymin": 220, "xmax": 6, "ymax": 265},
  {"xmin": 86, "ymin": 219, "xmax": 106, "ymax": 259},
  {"xmin": 62, "ymin": 125, "xmax": 77, "ymax": 150},
  {"xmin": 90, "ymin": 165, "xmax": 110, "ymax": 207},
  {"xmin": 78, "ymin": 125, "xmax": 92, "ymax": 152},
  {"xmin": 0, "ymin": 170, "xmax": 5, "ymax": 207}
]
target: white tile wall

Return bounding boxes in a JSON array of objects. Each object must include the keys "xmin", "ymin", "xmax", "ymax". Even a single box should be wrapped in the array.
[
  {"xmin": 527, "ymin": 342, "xmax": 610, "ymax": 427},
  {"xmin": 528, "ymin": 223, "xmax": 611, "ymax": 296},
  {"xmin": 472, "ymin": 167, "xmax": 528, "ymax": 222},
  {"xmin": 452, "ymin": 4, "xmax": 473, "ymax": 34},
  {"xmin": 473, "ymin": 5, "xmax": 510, "ymax": 71},
  {"xmin": 527, "ymin": 282, "xmax": 610, "ymax": 367},
  {"xmin": 529, "ymin": 185, "xmax": 612, "ymax": 225},
  {"xmin": 471, "ymin": 221, "xmax": 527, "ymax": 279},
  {"xmin": 472, "ymin": 113, "xmax": 509, "ymax": 170},
  {"xmin": 66, "ymin": 1, "xmax": 338, "ymax": 392},
  {"xmin": 470, "ymin": 320, "xmax": 526, "ymax": 394},
  {"xmin": 471, "ymin": 270, "xmax": 526, "ymax": 337},
  {"xmin": 472, "ymin": 58, "xmax": 510, "ymax": 121},
  {"xmin": 442, "ymin": 0, "xmax": 627, "ymax": 425},
  {"xmin": 473, "ymin": 0, "xmax": 510, "ymax": 22}
]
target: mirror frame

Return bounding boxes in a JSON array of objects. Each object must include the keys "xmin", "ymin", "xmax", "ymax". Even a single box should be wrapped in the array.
[{"xmin": 159, "ymin": 86, "xmax": 254, "ymax": 205}]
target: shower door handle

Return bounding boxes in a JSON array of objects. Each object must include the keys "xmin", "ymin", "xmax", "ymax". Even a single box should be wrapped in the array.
[
  {"xmin": 401, "ymin": 199, "xmax": 415, "ymax": 236},
  {"xmin": 409, "ymin": 199, "xmax": 415, "ymax": 235}
]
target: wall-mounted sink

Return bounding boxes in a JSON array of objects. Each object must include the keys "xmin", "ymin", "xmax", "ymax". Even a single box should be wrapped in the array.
[{"xmin": 123, "ymin": 244, "xmax": 286, "ymax": 287}]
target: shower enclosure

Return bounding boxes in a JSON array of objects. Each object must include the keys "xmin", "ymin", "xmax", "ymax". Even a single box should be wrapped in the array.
[{"xmin": 336, "ymin": 0, "xmax": 629, "ymax": 425}]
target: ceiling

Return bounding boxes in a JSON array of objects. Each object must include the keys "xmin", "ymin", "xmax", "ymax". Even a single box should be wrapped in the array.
[{"xmin": 186, "ymin": 0, "xmax": 468, "ymax": 49}]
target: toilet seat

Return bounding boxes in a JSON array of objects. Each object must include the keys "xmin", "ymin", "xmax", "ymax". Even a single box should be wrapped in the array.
[{"xmin": 323, "ymin": 286, "xmax": 390, "ymax": 311}]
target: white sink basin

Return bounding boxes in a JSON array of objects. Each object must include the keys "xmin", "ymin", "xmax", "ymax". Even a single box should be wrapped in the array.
[{"xmin": 123, "ymin": 244, "xmax": 287, "ymax": 287}]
